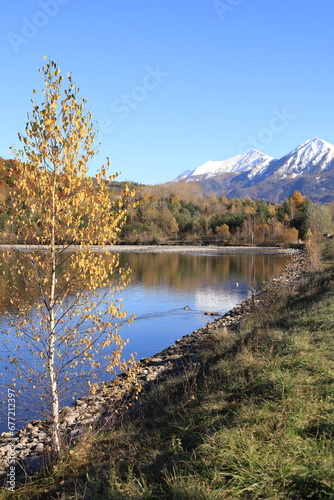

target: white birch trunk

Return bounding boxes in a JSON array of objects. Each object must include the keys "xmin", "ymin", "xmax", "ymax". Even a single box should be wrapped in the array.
[{"xmin": 48, "ymin": 175, "xmax": 60, "ymax": 454}]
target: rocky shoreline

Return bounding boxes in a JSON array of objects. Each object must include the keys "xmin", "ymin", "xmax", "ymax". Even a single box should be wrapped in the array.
[
  {"xmin": 0, "ymin": 250, "xmax": 308, "ymax": 483},
  {"xmin": 0, "ymin": 244, "xmax": 300, "ymax": 255},
  {"xmin": 92, "ymin": 244, "xmax": 300, "ymax": 255}
]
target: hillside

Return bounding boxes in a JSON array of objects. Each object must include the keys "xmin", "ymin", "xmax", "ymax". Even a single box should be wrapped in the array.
[
  {"xmin": 1, "ymin": 155, "xmax": 333, "ymax": 247},
  {"xmin": 173, "ymin": 138, "xmax": 334, "ymax": 203}
]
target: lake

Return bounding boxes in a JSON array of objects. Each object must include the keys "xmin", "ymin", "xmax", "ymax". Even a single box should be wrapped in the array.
[
  {"xmin": 0, "ymin": 248, "xmax": 291, "ymax": 430},
  {"xmin": 116, "ymin": 250, "xmax": 291, "ymax": 360}
]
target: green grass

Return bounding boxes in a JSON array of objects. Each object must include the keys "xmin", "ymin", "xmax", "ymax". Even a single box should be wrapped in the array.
[{"xmin": 1, "ymin": 259, "xmax": 334, "ymax": 499}]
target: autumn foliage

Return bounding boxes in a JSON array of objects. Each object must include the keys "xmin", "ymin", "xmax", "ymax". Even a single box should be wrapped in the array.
[
  {"xmin": 0, "ymin": 60, "xmax": 138, "ymax": 454},
  {"xmin": 1, "ymin": 156, "xmax": 334, "ymax": 247},
  {"xmin": 114, "ymin": 184, "xmax": 334, "ymax": 246}
]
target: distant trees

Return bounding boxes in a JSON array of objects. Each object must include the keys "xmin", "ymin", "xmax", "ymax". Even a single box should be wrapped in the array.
[
  {"xmin": 1, "ymin": 141, "xmax": 334, "ymax": 247},
  {"xmin": 117, "ymin": 188, "xmax": 334, "ymax": 246}
]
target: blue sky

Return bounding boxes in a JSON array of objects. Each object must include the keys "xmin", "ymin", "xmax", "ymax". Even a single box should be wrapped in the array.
[{"xmin": 1, "ymin": 0, "xmax": 333, "ymax": 184}]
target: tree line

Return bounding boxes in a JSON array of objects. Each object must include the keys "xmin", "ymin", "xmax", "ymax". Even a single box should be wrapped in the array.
[
  {"xmin": 1, "ymin": 157, "xmax": 334, "ymax": 246},
  {"xmin": 109, "ymin": 182, "xmax": 334, "ymax": 246}
]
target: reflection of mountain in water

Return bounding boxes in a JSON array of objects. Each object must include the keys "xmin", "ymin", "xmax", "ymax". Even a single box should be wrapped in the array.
[{"xmin": 194, "ymin": 285, "xmax": 246, "ymax": 314}]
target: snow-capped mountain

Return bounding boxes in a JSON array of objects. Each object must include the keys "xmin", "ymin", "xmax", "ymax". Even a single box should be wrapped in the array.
[
  {"xmin": 256, "ymin": 137, "xmax": 334, "ymax": 180},
  {"xmin": 176, "ymin": 149, "xmax": 274, "ymax": 181},
  {"xmin": 172, "ymin": 137, "xmax": 334, "ymax": 203}
]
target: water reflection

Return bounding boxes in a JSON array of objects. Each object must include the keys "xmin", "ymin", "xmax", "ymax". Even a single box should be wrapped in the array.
[
  {"xmin": 0, "ymin": 250, "xmax": 290, "ymax": 334},
  {"xmin": 118, "ymin": 251, "xmax": 288, "ymax": 293},
  {"xmin": 0, "ymin": 251, "xmax": 289, "ymax": 313},
  {"xmin": 115, "ymin": 251, "xmax": 290, "ymax": 360},
  {"xmin": 0, "ymin": 250, "xmax": 290, "ymax": 431}
]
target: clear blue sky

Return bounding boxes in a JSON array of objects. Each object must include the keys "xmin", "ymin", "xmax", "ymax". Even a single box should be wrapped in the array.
[{"xmin": 1, "ymin": 0, "xmax": 333, "ymax": 184}]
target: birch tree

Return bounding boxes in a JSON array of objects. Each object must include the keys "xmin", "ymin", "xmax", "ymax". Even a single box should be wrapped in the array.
[{"xmin": 1, "ymin": 59, "xmax": 137, "ymax": 454}]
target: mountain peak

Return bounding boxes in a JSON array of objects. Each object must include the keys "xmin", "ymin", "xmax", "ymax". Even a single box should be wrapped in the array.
[
  {"xmin": 294, "ymin": 137, "xmax": 334, "ymax": 153},
  {"xmin": 174, "ymin": 149, "xmax": 273, "ymax": 181},
  {"xmin": 172, "ymin": 137, "xmax": 334, "ymax": 203},
  {"xmin": 245, "ymin": 148, "xmax": 264, "ymax": 155},
  {"xmin": 252, "ymin": 137, "xmax": 334, "ymax": 182}
]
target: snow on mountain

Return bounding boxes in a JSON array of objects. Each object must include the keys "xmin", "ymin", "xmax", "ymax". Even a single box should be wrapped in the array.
[
  {"xmin": 175, "ymin": 169, "xmax": 193, "ymax": 181},
  {"xmin": 269, "ymin": 137, "xmax": 334, "ymax": 179},
  {"xmin": 172, "ymin": 137, "xmax": 334, "ymax": 203},
  {"xmin": 175, "ymin": 149, "xmax": 274, "ymax": 181}
]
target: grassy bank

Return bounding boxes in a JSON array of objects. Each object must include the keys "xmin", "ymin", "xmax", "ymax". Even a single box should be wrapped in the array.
[{"xmin": 2, "ymin": 256, "xmax": 334, "ymax": 499}]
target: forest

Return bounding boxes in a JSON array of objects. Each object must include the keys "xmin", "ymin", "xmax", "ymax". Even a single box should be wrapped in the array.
[
  {"xmin": 1, "ymin": 156, "xmax": 333, "ymax": 247},
  {"xmin": 109, "ymin": 179, "xmax": 334, "ymax": 246}
]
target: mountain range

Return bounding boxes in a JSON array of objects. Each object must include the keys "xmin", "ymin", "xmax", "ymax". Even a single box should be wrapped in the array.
[{"xmin": 173, "ymin": 138, "xmax": 334, "ymax": 203}]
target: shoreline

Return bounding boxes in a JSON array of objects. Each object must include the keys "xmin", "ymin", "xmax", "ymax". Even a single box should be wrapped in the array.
[
  {"xmin": 0, "ymin": 248, "xmax": 305, "ymax": 480},
  {"xmin": 100, "ymin": 245, "xmax": 300, "ymax": 255},
  {"xmin": 0, "ymin": 244, "xmax": 300, "ymax": 255}
]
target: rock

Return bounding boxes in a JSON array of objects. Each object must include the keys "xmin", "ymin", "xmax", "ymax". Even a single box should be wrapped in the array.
[
  {"xmin": 69, "ymin": 428, "xmax": 83, "ymax": 440},
  {"xmin": 149, "ymin": 356, "xmax": 163, "ymax": 364},
  {"xmin": 60, "ymin": 407, "xmax": 79, "ymax": 424},
  {"xmin": 80, "ymin": 418, "xmax": 96, "ymax": 426},
  {"xmin": 26, "ymin": 442, "xmax": 37, "ymax": 449},
  {"xmin": 1, "ymin": 433, "xmax": 12, "ymax": 439}
]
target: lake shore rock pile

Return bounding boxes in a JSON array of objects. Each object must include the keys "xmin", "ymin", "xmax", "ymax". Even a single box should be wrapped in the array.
[{"xmin": 0, "ymin": 250, "xmax": 308, "ymax": 482}]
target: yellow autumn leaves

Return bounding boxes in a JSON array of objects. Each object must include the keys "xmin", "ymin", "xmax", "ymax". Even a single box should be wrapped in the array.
[{"xmin": 1, "ymin": 59, "xmax": 139, "ymax": 452}]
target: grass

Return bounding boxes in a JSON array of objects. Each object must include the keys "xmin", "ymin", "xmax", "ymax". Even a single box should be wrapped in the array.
[{"xmin": 1, "ymin": 256, "xmax": 334, "ymax": 499}]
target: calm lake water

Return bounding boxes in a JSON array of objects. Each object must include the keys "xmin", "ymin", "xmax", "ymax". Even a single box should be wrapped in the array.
[
  {"xmin": 117, "ymin": 251, "xmax": 290, "ymax": 361},
  {"xmin": 0, "ymin": 250, "xmax": 291, "ymax": 430}
]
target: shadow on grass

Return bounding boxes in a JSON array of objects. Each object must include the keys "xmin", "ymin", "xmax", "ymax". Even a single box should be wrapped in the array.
[{"xmin": 287, "ymin": 474, "xmax": 334, "ymax": 499}]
